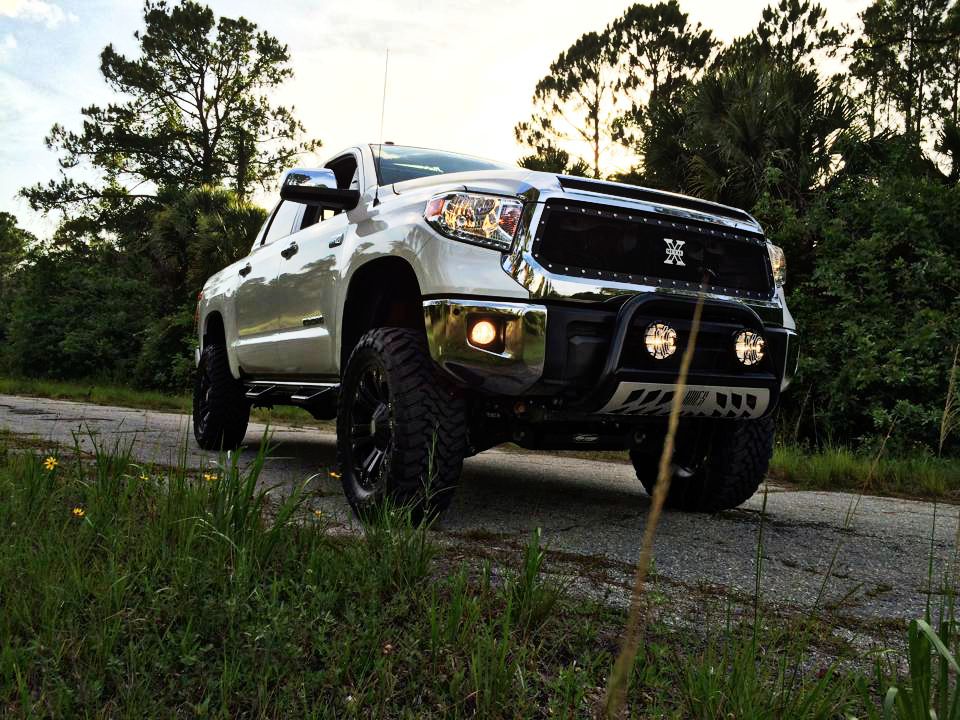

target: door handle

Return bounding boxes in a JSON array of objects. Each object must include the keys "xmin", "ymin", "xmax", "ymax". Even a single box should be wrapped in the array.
[
  {"xmin": 328, "ymin": 233, "xmax": 344, "ymax": 248},
  {"xmin": 280, "ymin": 241, "xmax": 299, "ymax": 259},
  {"xmin": 238, "ymin": 263, "xmax": 252, "ymax": 277}
]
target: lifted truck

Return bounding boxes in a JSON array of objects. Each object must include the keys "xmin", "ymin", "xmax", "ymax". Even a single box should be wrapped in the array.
[{"xmin": 194, "ymin": 143, "xmax": 798, "ymax": 516}]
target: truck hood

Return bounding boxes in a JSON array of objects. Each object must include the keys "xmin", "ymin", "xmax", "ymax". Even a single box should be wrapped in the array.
[{"xmin": 389, "ymin": 168, "xmax": 761, "ymax": 230}]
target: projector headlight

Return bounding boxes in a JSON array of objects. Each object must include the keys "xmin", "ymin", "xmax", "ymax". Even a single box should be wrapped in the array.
[
  {"xmin": 767, "ymin": 243, "xmax": 786, "ymax": 287},
  {"xmin": 424, "ymin": 192, "xmax": 523, "ymax": 251},
  {"xmin": 734, "ymin": 330, "xmax": 766, "ymax": 366}
]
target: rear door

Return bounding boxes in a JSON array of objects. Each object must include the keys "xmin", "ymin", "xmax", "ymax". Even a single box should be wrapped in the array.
[{"xmin": 233, "ymin": 199, "xmax": 303, "ymax": 374}]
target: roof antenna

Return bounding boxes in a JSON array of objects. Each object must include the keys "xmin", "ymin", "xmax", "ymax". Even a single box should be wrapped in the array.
[{"xmin": 374, "ymin": 48, "xmax": 389, "ymax": 207}]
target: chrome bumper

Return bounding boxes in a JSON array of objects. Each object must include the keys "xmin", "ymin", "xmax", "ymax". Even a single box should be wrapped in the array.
[{"xmin": 423, "ymin": 299, "xmax": 547, "ymax": 394}]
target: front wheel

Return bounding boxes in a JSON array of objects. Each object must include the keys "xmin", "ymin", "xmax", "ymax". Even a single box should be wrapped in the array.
[
  {"xmin": 631, "ymin": 416, "xmax": 775, "ymax": 512},
  {"xmin": 336, "ymin": 327, "xmax": 467, "ymax": 520}
]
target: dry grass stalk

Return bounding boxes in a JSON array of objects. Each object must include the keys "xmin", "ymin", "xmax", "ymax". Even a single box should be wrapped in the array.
[
  {"xmin": 940, "ymin": 344, "xmax": 959, "ymax": 456},
  {"xmin": 603, "ymin": 296, "xmax": 706, "ymax": 717}
]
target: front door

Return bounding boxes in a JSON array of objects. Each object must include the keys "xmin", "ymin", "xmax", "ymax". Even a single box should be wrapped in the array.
[
  {"xmin": 271, "ymin": 210, "xmax": 348, "ymax": 376},
  {"xmin": 233, "ymin": 199, "xmax": 302, "ymax": 374}
]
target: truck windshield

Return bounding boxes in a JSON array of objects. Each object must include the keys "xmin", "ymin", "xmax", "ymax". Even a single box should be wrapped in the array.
[{"xmin": 371, "ymin": 144, "xmax": 511, "ymax": 185}]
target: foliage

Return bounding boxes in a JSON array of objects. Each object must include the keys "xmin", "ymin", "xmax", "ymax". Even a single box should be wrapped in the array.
[
  {"xmin": 2, "ymin": 187, "xmax": 263, "ymax": 392},
  {"xmin": 2, "ymin": 246, "xmax": 151, "ymax": 381},
  {"xmin": 669, "ymin": 56, "xmax": 854, "ymax": 210},
  {"xmin": 132, "ymin": 186, "xmax": 265, "ymax": 391},
  {"xmin": 750, "ymin": 0, "xmax": 842, "ymax": 67},
  {"xmin": 0, "ymin": 213, "xmax": 34, "ymax": 349},
  {"xmin": 772, "ymin": 172, "xmax": 960, "ymax": 453},
  {"xmin": 517, "ymin": 146, "xmax": 590, "ymax": 176}
]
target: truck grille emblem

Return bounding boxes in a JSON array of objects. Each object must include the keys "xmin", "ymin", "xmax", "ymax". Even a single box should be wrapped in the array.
[{"xmin": 664, "ymin": 238, "xmax": 686, "ymax": 266}]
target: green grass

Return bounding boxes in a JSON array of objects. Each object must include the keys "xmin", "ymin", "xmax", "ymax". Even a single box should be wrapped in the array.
[
  {"xmin": 0, "ymin": 376, "xmax": 193, "ymax": 412},
  {"xmin": 0, "ymin": 431, "xmax": 900, "ymax": 718},
  {"xmin": 0, "ymin": 375, "xmax": 330, "ymax": 429},
  {"xmin": 771, "ymin": 444, "xmax": 960, "ymax": 501}
]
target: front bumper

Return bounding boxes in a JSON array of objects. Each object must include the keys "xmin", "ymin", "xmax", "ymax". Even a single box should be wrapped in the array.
[
  {"xmin": 423, "ymin": 299, "xmax": 547, "ymax": 394},
  {"xmin": 423, "ymin": 296, "xmax": 797, "ymax": 417}
]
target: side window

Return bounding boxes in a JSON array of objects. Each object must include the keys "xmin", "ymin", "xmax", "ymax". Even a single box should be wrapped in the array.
[
  {"xmin": 299, "ymin": 153, "xmax": 359, "ymax": 231},
  {"xmin": 300, "ymin": 205, "xmax": 340, "ymax": 231},
  {"xmin": 250, "ymin": 216, "xmax": 270, "ymax": 253},
  {"xmin": 262, "ymin": 200, "xmax": 302, "ymax": 246}
]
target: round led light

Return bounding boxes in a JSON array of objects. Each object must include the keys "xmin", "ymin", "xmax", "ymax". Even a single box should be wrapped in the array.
[
  {"xmin": 644, "ymin": 322, "xmax": 677, "ymax": 360},
  {"xmin": 734, "ymin": 330, "xmax": 765, "ymax": 366},
  {"xmin": 469, "ymin": 319, "xmax": 498, "ymax": 347}
]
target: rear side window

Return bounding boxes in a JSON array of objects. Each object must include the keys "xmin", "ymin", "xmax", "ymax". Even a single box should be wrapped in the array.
[{"xmin": 263, "ymin": 201, "xmax": 301, "ymax": 246}]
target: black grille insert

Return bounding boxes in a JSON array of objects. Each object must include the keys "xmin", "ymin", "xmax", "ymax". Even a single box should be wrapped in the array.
[{"xmin": 533, "ymin": 201, "xmax": 774, "ymax": 297}]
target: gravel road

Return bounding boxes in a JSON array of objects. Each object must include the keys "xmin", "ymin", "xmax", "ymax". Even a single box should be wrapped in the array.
[{"xmin": 1, "ymin": 393, "xmax": 956, "ymax": 636}]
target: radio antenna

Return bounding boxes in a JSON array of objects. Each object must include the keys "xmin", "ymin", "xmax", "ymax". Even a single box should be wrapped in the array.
[{"xmin": 374, "ymin": 48, "xmax": 389, "ymax": 206}]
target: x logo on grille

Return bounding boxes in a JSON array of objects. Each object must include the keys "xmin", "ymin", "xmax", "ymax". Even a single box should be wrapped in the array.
[{"xmin": 664, "ymin": 238, "xmax": 686, "ymax": 266}]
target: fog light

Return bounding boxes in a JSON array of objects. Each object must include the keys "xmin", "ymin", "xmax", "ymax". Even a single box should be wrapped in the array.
[
  {"xmin": 469, "ymin": 319, "xmax": 498, "ymax": 347},
  {"xmin": 644, "ymin": 322, "xmax": 677, "ymax": 360},
  {"xmin": 734, "ymin": 330, "xmax": 765, "ymax": 366}
]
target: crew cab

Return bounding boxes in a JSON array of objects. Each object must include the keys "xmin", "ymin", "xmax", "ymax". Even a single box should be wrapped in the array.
[{"xmin": 194, "ymin": 143, "xmax": 798, "ymax": 516}]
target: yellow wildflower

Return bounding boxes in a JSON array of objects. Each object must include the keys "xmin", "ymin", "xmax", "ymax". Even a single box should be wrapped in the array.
[
  {"xmin": 71, "ymin": 507, "xmax": 85, "ymax": 519},
  {"xmin": 43, "ymin": 456, "xmax": 58, "ymax": 472},
  {"xmin": 202, "ymin": 472, "xmax": 218, "ymax": 482},
  {"xmin": 313, "ymin": 509, "xmax": 323, "ymax": 519},
  {"xmin": 139, "ymin": 473, "xmax": 149, "ymax": 482},
  {"xmin": 328, "ymin": 470, "xmax": 341, "ymax": 480}
]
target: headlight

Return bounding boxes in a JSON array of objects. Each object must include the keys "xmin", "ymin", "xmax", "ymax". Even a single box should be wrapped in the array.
[
  {"xmin": 424, "ymin": 192, "xmax": 523, "ymax": 251},
  {"xmin": 767, "ymin": 243, "xmax": 786, "ymax": 287}
]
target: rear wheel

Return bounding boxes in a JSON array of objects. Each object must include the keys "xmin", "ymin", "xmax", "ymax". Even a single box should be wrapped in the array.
[
  {"xmin": 337, "ymin": 327, "xmax": 467, "ymax": 520},
  {"xmin": 193, "ymin": 343, "xmax": 250, "ymax": 451},
  {"xmin": 630, "ymin": 417, "xmax": 774, "ymax": 512}
]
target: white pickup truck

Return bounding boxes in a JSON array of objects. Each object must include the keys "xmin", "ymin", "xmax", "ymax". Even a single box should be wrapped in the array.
[{"xmin": 194, "ymin": 143, "xmax": 798, "ymax": 517}]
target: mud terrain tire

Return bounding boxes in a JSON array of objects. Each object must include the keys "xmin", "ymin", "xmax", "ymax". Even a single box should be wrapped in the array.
[
  {"xmin": 337, "ymin": 327, "xmax": 467, "ymax": 520},
  {"xmin": 193, "ymin": 342, "xmax": 250, "ymax": 451},
  {"xmin": 630, "ymin": 416, "xmax": 774, "ymax": 512}
]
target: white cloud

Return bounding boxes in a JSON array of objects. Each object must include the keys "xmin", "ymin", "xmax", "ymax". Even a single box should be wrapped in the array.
[{"xmin": 0, "ymin": 0, "xmax": 77, "ymax": 29}]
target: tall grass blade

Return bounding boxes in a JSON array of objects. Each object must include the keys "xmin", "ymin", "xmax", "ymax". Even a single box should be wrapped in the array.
[
  {"xmin": 604, "ymin": 294, "xmax": 705, "ymax": 717},
  {"xmin": 941, "ymin": 345, "xmax": 959, "ymax": 456}
]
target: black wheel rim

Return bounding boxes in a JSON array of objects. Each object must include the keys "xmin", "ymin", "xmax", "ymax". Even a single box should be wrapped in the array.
[
  {"xmin": 196, "ymin": 360, "xmax": 212, "ymax": 435},
  {"xmin": 347, "ymin": 361, "xmax": 393, "ymax": 494}
]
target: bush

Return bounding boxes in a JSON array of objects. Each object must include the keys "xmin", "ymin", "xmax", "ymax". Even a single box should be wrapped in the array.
[
  {"xmin": 3, "ymin": 246, "xmax": 152, "ymax": 381},
  {"xmin": 763, "ymin": 173, "xmax": 960, "ymax": 455},
  {"xmin": 2, "ymin": 187, "xmax": 265, "ymax": 393}
]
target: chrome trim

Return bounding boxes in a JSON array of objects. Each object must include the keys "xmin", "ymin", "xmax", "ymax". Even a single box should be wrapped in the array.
[
  {"xmin": 423, "ymin": 299, "xmax": 547, "ymax": 394},
  {"xmin": 503, "ymin": 190, "xmax": 787, "ymax": 326},
  {"xmin": 781, "ymin": 329, "xmax": 799, "ymax": 391}
]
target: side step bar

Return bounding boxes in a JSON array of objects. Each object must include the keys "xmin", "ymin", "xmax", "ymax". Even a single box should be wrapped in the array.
[{"xmin": 243, "ymin": 380, "xmax": 339, "ymax": 415}]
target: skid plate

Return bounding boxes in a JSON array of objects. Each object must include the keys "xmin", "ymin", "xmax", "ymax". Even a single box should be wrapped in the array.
[{"xmin": 599, "ymin": 382, "xmax": 769, "ymax": 419}]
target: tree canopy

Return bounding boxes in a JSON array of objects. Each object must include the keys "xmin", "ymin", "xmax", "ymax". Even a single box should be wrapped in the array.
[{"xmin": 22, "ymin": 0, "xmax": 318, "ymax": 228}]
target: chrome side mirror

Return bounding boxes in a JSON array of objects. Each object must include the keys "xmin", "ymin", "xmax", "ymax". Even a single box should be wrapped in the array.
[{"xmin": 280, "ymin": 168, "xmax": 360, "ymax": 211}]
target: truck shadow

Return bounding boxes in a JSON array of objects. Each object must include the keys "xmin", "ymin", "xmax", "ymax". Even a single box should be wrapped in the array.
[{"xmin": 258, "ymin": 433, "xmax": 652, "ymax": 530}]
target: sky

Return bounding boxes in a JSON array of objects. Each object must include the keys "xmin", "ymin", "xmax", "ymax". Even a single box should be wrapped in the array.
[{"xmin": 0, "ymin": 0, "xmax": 871, "ymax": 237}]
